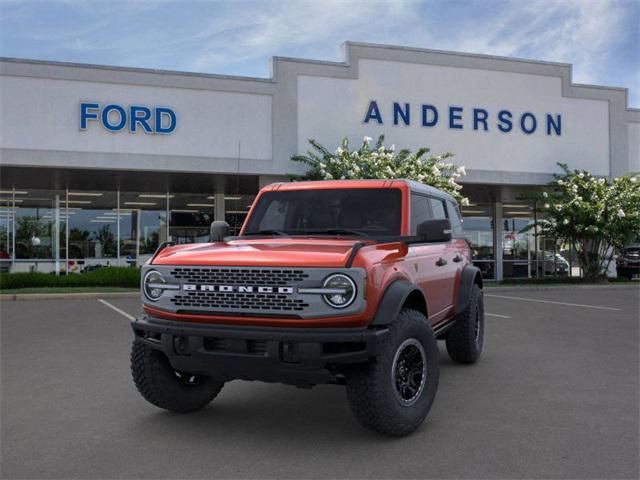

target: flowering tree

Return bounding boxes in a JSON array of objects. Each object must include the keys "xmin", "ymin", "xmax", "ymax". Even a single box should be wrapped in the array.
[
  {"xmin": 291, "ymin": 135, "xmax": 469, "ymax": 205},
  {"xmin": 537, "ymin": 163, "xmax": 640, "ymax": 279}
]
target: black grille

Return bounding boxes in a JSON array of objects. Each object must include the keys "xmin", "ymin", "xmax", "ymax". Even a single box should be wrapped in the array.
[
  {"xmin": 203, "ymin": 338, "xmax": 267, "ymax": 356},
  {"xmin": 170, "ymin": 267, "xmax": 308, "ymax": 285},
  {"xmin": 171, "ymin": 291, "xmax": 309, "ymax": 311}
]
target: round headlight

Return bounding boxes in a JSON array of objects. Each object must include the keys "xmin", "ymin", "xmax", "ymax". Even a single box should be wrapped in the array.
[
  {"xmin": 143, "ymin": 270, "xmax": 165, "ymax": 302},
  {"xmin": 322, "ymin": 274, "xmax": 356, "ymax": 308}
]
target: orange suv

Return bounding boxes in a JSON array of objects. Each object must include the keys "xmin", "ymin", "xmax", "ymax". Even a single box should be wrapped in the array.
[{"xmin": 131, "ymin": 179, "xmax": 484, "ymax": 436}]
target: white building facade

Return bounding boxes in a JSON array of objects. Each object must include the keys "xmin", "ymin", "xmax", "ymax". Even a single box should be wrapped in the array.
[{"xmin": 1, "ymin": 42, "xmax": 638, "ymax": 279}]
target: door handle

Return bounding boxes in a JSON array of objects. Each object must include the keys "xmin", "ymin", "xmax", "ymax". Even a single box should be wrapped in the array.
[
  {"xmin": 453, "ymin": 255, "xmax": 463, "ymax": 263},
  {"xmin": 435, "ymin": 257, "xmax": 447, "ymax": 267}
]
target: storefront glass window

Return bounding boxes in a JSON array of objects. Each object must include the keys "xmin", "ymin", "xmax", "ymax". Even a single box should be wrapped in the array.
[
  {"xmin": 502, "ymin": 203, "xmax": 535, "ymax": 278},
  {"xmin": 0, "ymin": 179, "xmax": 272, "ymax": 271},
  {"xmin": 0, "ymin": 192, "xmax": 15, "ymax": 272},
  {"xmin": 460, "ymin": 203, "xmax": 495, "ymax": 279},
  {"xmin": 225, "ymin": 194, "xmax": 256, "ymax": 236},
  {"xmin": 65, "ymin": 191, "xmax": 118, "ymax": 272},
  {"xmin": 170, "ymin": 193, "xmax": 215, "ymax": 244},
  {"xmin": 12, "ymin": 189, "xmax": 69, "ymax": 272},
  {"xmin": 120, "ymin": 192, "xmax": 169, "ymax": 265}
]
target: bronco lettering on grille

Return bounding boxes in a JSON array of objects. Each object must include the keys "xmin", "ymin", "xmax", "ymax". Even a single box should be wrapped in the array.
[{"xmin": 183, "ymin": 284, "xmax": 295, "ymax": 294}]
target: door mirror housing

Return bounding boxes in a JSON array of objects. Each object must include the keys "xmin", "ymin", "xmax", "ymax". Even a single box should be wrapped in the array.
[
  {"xmin": 416, "ymin": 219, "xmax": 452, "ymax": 243},
  {"xmin": 210, "ymin": 221, "xmax": 230, "ymax": 242}
]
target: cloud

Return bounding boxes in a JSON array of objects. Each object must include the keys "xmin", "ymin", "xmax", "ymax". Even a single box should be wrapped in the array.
[
  {"xmin": 1, "ymin": 0, "xmax": 637, "ymax": 104},
  {"xmin": 448, "ymin": 0, "xmax": 630, "ymax": 86},
  {"xmin": 182, "ymin": 0, "xmax": 419, "ymax": 71}
]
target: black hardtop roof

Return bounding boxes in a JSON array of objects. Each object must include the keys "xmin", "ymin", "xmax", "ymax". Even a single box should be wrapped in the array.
[
  {"xmin": 401, "ymin": 179, "xmax": 458, "ymax": 204},
  {"xmin": 269, "ymin": 179, "xmax": 459, "ymax": 205}
]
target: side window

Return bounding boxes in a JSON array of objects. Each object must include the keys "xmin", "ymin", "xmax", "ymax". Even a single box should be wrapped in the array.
[
  {"xmin": 429, "ymin": 198, "xmax": 448, "ymax": 220},
  {"xmin": 410, "ymin": 194, "xmax": 431, "ymax": 234},
  {"xmin": 447, "ymin": 200, "xmax": 464, "ymax": 236}
]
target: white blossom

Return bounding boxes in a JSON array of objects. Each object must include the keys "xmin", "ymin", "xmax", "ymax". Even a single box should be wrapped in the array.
[
  {"xmin": 542, "ymin": 191, "xmax": 548, "ymax": 198},
  {"xmin": 363, "ymin": 136, "xmax": 372, "ymax": 144},
  {"xmin": 617, "ymin": 209, "xmax": 625, "ymax": 218}
]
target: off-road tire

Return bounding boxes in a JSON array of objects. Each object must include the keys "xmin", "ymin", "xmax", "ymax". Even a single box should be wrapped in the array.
[
  {"xmin": 345, "ymin": 309, "xmax": 439, "ymax": 436},
  {"xmin": 445, "ymin": 283, "xmax": 484, "ymax": 364},
  {"xmin": 131, "ymin": 340, "xmax": 224, "ymax": 413}
]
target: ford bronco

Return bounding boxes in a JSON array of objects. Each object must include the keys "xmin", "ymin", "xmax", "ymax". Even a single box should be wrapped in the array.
[{"xmin": 131, "ymin": 179, "xmax": 484, "ymax": 436}]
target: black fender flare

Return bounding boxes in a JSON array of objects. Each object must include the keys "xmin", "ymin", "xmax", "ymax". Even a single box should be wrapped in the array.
[
  {"xmin": 370, "ymin": 280, "xmax": 425, "ymax": 326},
  {"xmin": 455, "ymin": 265, "xmax": 483, "ymax": 315}
]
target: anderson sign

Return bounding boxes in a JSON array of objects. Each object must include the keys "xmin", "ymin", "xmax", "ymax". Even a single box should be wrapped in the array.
[{"xmin": 363, "ymin": 100, "xmax": 562, "ymax": 136}]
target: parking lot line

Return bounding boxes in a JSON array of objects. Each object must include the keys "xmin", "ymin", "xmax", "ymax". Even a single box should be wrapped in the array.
[
  {"xmin": 485, "ymin": 312, "xmax": 511, "ymax": 318},
  {"xmin": 97, "ymin": 299, "xmax": 135, "ymax": 320},
  {"xmin": 484, "ymin": 294, "xmax": 621, "ymax": 311}
]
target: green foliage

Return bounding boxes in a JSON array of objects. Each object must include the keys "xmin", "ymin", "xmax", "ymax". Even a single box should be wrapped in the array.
[
  {"xmin": 93, "ymin": 225, "xmax": 117, "ymax": 257},
  {"xmin": 15, "ymin": 216, "xmax": 52, "ymax": 259},
  {"xmin": 0, "ymin": 267, "xmax": 140, "ymax": 290},
  {"xmin": 536, "ymin": 163, "xmax": 640, "ymax": 279},
  {"xmin": 291, "ymin": 135, "xmax": 469, "ymax": 205}
]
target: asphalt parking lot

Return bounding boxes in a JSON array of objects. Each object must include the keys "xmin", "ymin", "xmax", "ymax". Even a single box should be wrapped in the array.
[{"xmin": 1, "ymin": 285, "xmax": 638, "ymax": 479}]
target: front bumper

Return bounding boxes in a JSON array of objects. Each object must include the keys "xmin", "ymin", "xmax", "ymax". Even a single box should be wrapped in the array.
[{"xmin": 131, "ymin": 315, "xmax": 388, "ymax": 386}]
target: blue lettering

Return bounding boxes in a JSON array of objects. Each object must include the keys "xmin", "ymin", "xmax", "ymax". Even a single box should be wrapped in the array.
[
  {"xmin": 155, "ymin": 107, "xmax": 176, "ymax": 134},
  {"xmin": 101, "ymin": 104, "xmax": 127, "ymax": 132},
  {"xmin": 130, "ymin": 105, "xmax": 153, "ymax": 133},
  {"xmin": 421, "ymin": 104, "xmax": 438, "ymax": 127},
  {"xmin": 80, "ymin": 102, "xmax": 99, "ymax": 130},
  {"xmin": 449, "ymin": 106, "xmax": 463, "ymax": 129},
  {"xmin": 473, "ymin": 108, "xmax": 489, "ymax": 131},
  {"xmin": 497, "ymin": 110, "xmax": 513, "ymax": 132},
  {"xmin": 520, "ymin": 112, "xmax": 537, "ymax": 134},
  {"xmin": 393, "ymin": 102, "xmax": 410, "ymax": 126},
  {"xmin": 546, "ymin": 114, "xmax": 561, "ymax": 136},
  {"xmin": 363, "ymin": 100, "xmax": 383, "ymax": 124}
]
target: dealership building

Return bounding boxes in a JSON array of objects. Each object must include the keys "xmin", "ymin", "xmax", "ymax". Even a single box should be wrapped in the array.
[{"xmin": 1, "ymin": 42, "xmax": 638, "ymax": 279}]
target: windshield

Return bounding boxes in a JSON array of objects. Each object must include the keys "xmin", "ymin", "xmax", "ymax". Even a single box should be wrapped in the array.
[{"xmin": 243, "ymin": 188, "xmax": 402, "ymax": 237}]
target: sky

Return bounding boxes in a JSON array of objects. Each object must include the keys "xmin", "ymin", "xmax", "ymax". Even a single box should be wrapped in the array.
[{"xmin": 1, "ymin": 0, "xmax": 638, "ymax": 106}]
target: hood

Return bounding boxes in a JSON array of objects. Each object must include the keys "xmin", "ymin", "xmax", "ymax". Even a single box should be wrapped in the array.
[{"xmin": 151, "ymin": 238, "xmax": 373, "ymax": 268}]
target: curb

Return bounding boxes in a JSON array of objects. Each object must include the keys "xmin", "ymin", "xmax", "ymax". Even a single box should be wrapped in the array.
[{"xmin": 0, "ymin": 292, "xmax": 139, "ymax": 301}]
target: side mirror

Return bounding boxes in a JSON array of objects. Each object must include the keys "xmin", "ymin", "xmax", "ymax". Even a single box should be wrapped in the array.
[
  {"xmin": 417, "ymin": 219, "xmax": 452, "ymax": 243},
  {"xmin": 210, "ymin": 221, "xmax": 230, "ymax": 242}
]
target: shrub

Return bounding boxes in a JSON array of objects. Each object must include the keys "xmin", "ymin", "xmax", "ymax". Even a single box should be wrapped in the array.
[
  {"xmin": 536, "ymin": 163, "xmax": 640, "ymax": 279},
  {"xmin": 291, "ymin": 135, "xmax": 469, "ymax": 205},
  {"xmin": 0, "ymin": 267, "xmax": 141, "ymax": 290}
]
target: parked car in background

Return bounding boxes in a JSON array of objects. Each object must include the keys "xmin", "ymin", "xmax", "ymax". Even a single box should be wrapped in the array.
[
  {"xmin": 0, "ymin": 250, "xmax": 11, "ymax": 272},
  {"xmin": 617, "ymin": 243, "xmax": 640, "ymax": 280},
  {"xmin": 538, "ymin": 252, "xmax": 570, "ymax": 276}
]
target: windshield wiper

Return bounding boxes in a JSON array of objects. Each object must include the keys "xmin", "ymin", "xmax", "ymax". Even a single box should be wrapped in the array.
[
  {"xmin": 303, "ymin": 229, "xmax": 368, "ymax": 237},
  {"xmin": 243, "ymin": 229, "xmax": 287, "ymax": 236}
]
